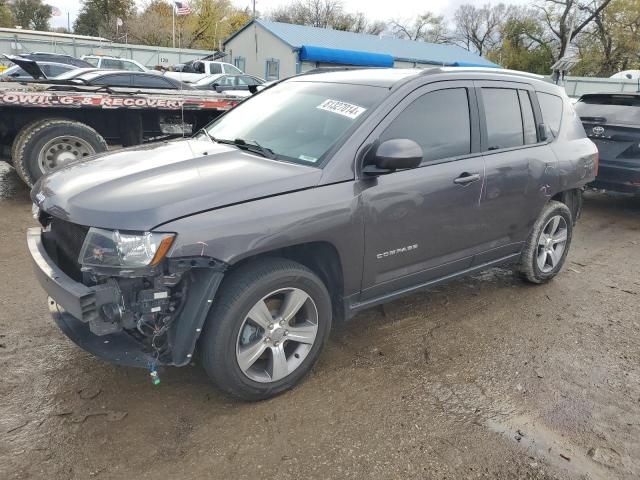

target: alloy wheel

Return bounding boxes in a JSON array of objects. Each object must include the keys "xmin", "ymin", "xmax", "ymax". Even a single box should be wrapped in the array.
[
  {"xmin": 536, "ymin": 215, "xmax": 568, "ymax": 273},
  {"xmin": 235, "ymin": 288, "xmax": 319, "ymax": 383}
]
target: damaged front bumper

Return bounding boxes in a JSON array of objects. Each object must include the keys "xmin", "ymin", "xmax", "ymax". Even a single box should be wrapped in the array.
[{"xmin": 27, "ymin": 227, "xmax": 225, "ymax": 368}]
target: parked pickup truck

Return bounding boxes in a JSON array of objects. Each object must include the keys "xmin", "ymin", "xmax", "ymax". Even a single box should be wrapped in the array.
[
  {"xmin": 0, "ymin": 56, "xmax": 242, "ymax": 187},
  {"xmin": 28, "ymin": 67, "xmax": 597, "ymax": 401}
]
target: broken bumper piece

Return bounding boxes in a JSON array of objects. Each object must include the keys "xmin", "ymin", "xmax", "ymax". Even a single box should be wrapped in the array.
[{"xmin": 50, "ymin": 300, "xmax": 156, "ymax": 368}]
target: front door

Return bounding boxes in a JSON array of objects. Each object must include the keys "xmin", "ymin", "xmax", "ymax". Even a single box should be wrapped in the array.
[{"xmin": 359, "ymin": 82, "xmax": 487, "ymax": 301}]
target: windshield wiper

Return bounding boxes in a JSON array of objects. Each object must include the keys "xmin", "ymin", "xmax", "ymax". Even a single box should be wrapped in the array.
[
  {"xmin": 234, "ymin": 138, "xmax": 276, "ymax": 159},
  {"xmin": 211, "ymin": 137, "xmax": 276, "ymax": 159}
]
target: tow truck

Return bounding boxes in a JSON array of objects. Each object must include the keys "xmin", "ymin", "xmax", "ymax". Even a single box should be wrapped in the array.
[{"xmin": 0, "ymin": 55, "xmax": 243, "ymax": 187}]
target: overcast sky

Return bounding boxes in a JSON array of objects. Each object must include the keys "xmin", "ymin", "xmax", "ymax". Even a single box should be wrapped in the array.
[{"xmin": 48, "ymin": 0, "xmax": 528, "ymax": 32}]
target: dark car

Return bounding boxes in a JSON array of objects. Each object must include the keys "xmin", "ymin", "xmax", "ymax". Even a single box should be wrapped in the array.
[
  {"xmin": 192, "ymin": 73, "xmax": 265, "ymax": 91},
  {"xmin": 574, "ymin": 93, "xmax": 640, "ymax": 193},
  {"xmin": 54, "ymin": 69, "xmax": 193, "ymax": 90},
  {"xmin": 28, "ymin": 67, "xmax": 597, "ymax": 400},
  {"xmin": 18, "ymin": 52, "xmax": 94, "ymax": 68}
]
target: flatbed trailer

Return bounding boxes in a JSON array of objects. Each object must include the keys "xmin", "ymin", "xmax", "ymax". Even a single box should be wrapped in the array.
[{"xmin": 0, "ymin": 80, "xmax": 242, "ymax": 186}]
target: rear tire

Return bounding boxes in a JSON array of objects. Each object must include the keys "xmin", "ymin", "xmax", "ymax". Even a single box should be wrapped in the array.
[
  {"xmin": 519, "ymin": 200, "xmax": 573, "ymax": 284},
  {"xmin": 200, "ymin": 258, "xmax": 332, "ymax": 401},
  {"xmin": 13, "ymin": 119, "xmax": 107, "ymax": 187}
]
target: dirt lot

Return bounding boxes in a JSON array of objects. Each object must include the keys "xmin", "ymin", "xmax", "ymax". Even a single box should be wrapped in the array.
[{"xmin": 0, "ymin": 161, "xmax": 638, "ymax": 480}]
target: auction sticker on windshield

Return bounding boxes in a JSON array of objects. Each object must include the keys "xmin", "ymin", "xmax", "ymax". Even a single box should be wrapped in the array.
[{"xmin": 317, "ymin": 99, "xmax": 366, "ymax": 119}]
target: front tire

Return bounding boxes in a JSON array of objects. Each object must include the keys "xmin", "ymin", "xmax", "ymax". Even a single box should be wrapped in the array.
[
  {"xmin": 519, "ymin": 200, "xmax": 573, "ymax": 284},
  {"xmin": 13, "ymin": 119, "xmax": 107, "ymax": 187},
  {"xmin": 200, "ymin": 258, "xmax": 332, "ymax": 401}
]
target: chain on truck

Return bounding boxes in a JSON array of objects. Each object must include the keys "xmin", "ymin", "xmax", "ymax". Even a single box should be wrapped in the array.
[{"xmin": 0, "ymin": 57, "xmax": 243, "ymax": 187}]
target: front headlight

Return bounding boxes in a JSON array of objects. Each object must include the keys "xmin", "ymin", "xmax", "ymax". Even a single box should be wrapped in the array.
[{"xmin": 78, "ymin": 228, "xmax": 175, "ymax": 268}]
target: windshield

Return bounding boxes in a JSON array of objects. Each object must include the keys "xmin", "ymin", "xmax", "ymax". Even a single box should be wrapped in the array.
[
  {"xmin": 205, "ymin": 81, "xmax": 386, "ymax": 165},
  {"xmin": 225, "ymin": 63, "xmax": 242, "ymax": 74}
]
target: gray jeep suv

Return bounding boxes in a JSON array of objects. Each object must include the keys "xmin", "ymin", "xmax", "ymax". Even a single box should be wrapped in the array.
[{"xmin": 27, "ymin": 68, "xmax": 598, "ymax": 400}]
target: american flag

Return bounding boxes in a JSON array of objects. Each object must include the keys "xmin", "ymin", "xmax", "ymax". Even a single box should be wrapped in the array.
[{"xmin": 174, "ymin": 1, "xmax": 192, "ymax": 15}]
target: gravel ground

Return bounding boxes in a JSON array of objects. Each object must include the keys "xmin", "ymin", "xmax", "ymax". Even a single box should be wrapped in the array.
[{"xmin": 0, "ymin": 161, "xmax": 638, "ymax": 480}]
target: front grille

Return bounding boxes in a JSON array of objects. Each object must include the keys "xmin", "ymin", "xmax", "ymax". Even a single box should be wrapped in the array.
[{"xmin": 48, "ymin": 218, "xmax": 89, "ymax": 281}]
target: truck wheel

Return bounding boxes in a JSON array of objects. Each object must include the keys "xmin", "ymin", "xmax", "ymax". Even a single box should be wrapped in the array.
[
  {"xmin": 200, "ymin": 258, "xmax": 332, "ymax": 401},
  {"xmin": 519, "ymin": 200, "xmax": 573, "ymax": 284},
  {"xmin": 13, "ymin": 119, "xmax": 107, "ymax": 187},
  {"xmin": 10, "ymin": 120, "xmax": 49, "ymax": 166}
]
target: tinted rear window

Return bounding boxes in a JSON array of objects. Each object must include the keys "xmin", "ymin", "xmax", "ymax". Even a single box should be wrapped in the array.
[
  {"xmin": 483, "ymin": 88, "xmax": 524, "ymax": 150},
  {"xmin": 537, "ymin": 92, "xmax": 563, "ymax": 137},
  {"xmin": 574, "ymin": 95, "xmax": 640, "ymax": 126},
  {"xmin": 578, "ymin": 94, "xmax": 640, "ymax": 106}
]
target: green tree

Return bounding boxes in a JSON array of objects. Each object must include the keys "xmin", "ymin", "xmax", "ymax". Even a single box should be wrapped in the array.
[
  {"xmin": 128, "ymin": 0, "xmax": 173, "ymax": 47},
  {"xmin": 573, "ymin": 0, "xmax": 640, "ymax": 76},
  {"xmin": 74, "ymin": 0, "xmax": 136, "ymax": 38},
  {"xmin": 11, "ymin": 0, "xmax": 52, "ymax": 30},
  {"xmin": 484, "ymin": 6, "xmax": 554, "ymax": 73},
  {"xmin": 536, "ymin": 0, "xmax": 614, "ymax": 61},
  {"xmin": 0, "ymin": 0, "xmax": 14, "ymax": 28}
]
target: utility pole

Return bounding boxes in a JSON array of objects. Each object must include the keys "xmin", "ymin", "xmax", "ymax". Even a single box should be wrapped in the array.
[
  {"xmin": 252, "ymin": 0, "xmax": 256, "ymax": 18},
  {"xmin": 172, "ymin": 3, "xmax": 176, "ymax": 48}
]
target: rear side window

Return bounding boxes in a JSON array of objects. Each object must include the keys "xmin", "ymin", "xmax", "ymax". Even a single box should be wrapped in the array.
[
  {"xmin": 48, "ymin": 65, "xmax": 73, "ymax": 77},
  {"xmin": 101, "ymin": 59, "xmax": 124, "ymax": 69},
  {"xmin": 537, "ymin": 92, "xmax": 563, "ymax": 138},
  {"xmin": 122, "ymin": 60, "xmax": 145, "ymax": 72},
  {"xmin": 483, "ymin": 88, "xmax": 523, "ymax": 150},
  {"xmin": 380, "ymin": 88, "xmax": 471, "ymax": 163},
  {"xmin": 92, "ymin": 74, "xmax": 131, "ymax": 86},
  {"xmin": 132, "ymin": 75, "xmax": 174, "ymax": 89},
  {"xmin": 519, "ymin": 90, "xmax": 538, "ymax": 145},
  {"xmin": 209, "ymin": 63, "xmax": 223, "ymax": 74},
  {"xmin": 85, "ymin": 57, "xmax": 99, "ymax": 67}
]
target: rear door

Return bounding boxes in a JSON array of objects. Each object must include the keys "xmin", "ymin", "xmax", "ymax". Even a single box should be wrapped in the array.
[
  {"xmin": 360, "ymin": 81, "xmax": 487, "ymax": 300},
  {"xmin": 474, "ymin": 81, "xmax": 556, "ymax": 264}
]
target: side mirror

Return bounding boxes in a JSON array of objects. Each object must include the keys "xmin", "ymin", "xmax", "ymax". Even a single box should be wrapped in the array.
[
  {"xmin": 537, "ymin": 123, "xmax": 548, "ymax": 142},
  {"xmin": 214, "ymin": 85, "xmax": 223, "ymax": 93},
  {"xmin": 363, "ymin": 139, "xmax": 423, "ymax": 175}
]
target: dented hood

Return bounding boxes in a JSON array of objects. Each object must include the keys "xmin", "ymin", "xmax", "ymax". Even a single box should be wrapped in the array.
[{"xmin": 32, "ymin": 139, "xmax": 322, "ymax": 230}]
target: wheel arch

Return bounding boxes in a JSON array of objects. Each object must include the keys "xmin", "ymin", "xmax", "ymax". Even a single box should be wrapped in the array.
[
  {"xmin": 551, "ymin": 188, "xmax": 583, "ymax": 224},
  {"xmin": 228, "ymin": 241, "xmax": 346, "ymax": 322}
]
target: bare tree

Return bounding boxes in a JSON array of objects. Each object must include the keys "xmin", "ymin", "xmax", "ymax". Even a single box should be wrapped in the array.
[
  {"xmin": 270, "ymin": 0, "xmax": 343, "ymax": 28},
  {"xmin": 453, "ymin": 3, "xmax": 507, "ymax": 55},
  {"xmin": 536, "ymin": 0, "xmax": 614, "ymax": 60},
  {"xmin": 270, "ymin": 0, "xmax": 386, "ymax": 34},
  {"xmin": 391, "ymin": 13, "xmax": 449, "ymax": 43}
]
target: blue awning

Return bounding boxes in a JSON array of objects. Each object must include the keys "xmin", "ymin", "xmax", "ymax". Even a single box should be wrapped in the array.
[
  {"xmin": 451, "ymin": 60, "xmax": 500, "ymax": 68},
  {"xmin": 299, "ymin": 45, "xmax": 394, "ymax": 68}
]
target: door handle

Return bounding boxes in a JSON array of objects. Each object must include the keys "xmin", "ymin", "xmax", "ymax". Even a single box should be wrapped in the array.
[{"xmin": 453, "ymin": 172, "xmax": 481, "ymax": 185}]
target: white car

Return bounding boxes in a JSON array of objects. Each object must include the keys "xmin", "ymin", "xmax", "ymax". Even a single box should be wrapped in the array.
[
  {"xmin": 82, "ymin": 55, "xmax": 148, "ymax": 72},
  {"xmin": 165, "ymin": 61, "xmax": 242, "ymax": 83},
  {"xmin": 610, "ymin": 70, "xmax": 640, "ymax": 80}
]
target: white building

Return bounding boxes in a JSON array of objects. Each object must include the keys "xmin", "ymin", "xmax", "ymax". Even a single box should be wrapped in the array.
[{"xmin": 223, "ymin": 19, "xmax": 498, "ymax": 81}]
